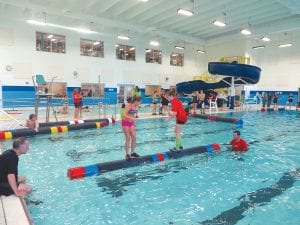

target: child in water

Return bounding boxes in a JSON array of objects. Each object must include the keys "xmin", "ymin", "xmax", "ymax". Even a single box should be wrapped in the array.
[{"xmin": 26, "ymin": 114, "xmax": 39, "ymax": 132}]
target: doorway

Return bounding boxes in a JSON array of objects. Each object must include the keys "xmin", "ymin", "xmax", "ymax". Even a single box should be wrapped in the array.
[{"xmin": 117, "ymin": 84, "xmax": 134, "ymax": 103}]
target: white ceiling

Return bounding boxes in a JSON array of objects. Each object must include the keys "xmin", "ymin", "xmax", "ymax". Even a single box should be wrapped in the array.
[{"xmin": 0, "ymin": 0, "xmax": 300, "ymax": 45}]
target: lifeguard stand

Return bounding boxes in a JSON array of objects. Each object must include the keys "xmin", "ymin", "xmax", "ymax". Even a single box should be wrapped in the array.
[{"xmin": 32, "ymin": 75, "xmax": 57, "ymax": 122}]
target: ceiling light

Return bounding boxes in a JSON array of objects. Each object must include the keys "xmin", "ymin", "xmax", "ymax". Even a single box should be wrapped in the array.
[
  {"xmin": 149, "ymin": 40, "xmax": 159, "ymax": 46},
  {"xmin": 213, "ymin": 20, "xmax": 226, "ymax": 27},
  {"xmin": 51, "ymin": 38, "xmax": 56, "ymax": 42},
  {"xmin": 70, "ymin": 27, "xmax": 97, "ymax": 34},
  {"xmin": 139, "ymin": 0, "xmax": 148, "ymax": 2},
  {"xmin": 261, "ymin": 36, "xmax": 270, "ymax": 42},
  {"xmin": 48, "ymin": 34, "xmax": 53, "ymax": 39},
  {"xmin": 278, "ymin": 43, "xmax": 292, "ymax": 48},
  {"xmin": 175, "ymin": 46, "xmax": 184, "ymax": 50},
  {"xmin": 252, "ymin": 45, "xmax": 265, "ymax": 50},
  {"xmin": 241, "ymin": 28, "xmax": 251, "ymax": 35},
  {"xmin": 145, "ymin": 49, "xmax": 151, "ymax": 53},
  {"xmin": 26, "ymin": 19, "xmax": 46, "ymax": 26},
  {"xmin": 117, "ymin": 35, "xmax": 130, "ymax": 40},
  {"xmin": 129, "ymin": 47, "xmax": 136, "ymax": 51},
  {"xmin": 196, "ymin": 49, "xmax": 206, "ymax": 53},
  {"xmin": 177, "ymin": 8, "xmax": 194, "ymax": 16},
  {"xmin": 213, "ymin": 12, "xmax": 226, "ymax": 27},
  {"xmin": 27, "ymin": 19, "xmax": 97, "ymax": 34},
  {"xmin": 93, "ymin": 41, "xmax": 100, "ymax": 45}
]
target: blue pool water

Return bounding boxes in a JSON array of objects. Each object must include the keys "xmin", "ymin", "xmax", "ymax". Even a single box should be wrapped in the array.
[{"xmin": 2, "ymin": 111, "xmax": 300, "ymax": 225}]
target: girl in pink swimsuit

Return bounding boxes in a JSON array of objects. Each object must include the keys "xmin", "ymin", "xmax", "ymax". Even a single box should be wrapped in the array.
[{"xmin": 122, "ymin": 95, "xmax": 142, "ymax": 161}]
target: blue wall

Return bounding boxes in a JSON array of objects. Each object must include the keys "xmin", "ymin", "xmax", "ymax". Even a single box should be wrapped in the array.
[
  {"xmin": 248, "ymin": 91, "xmax": 299, "ymax": 106},
  {"xmin": 1, "ymin": 85, "xmax": 156, "ymax": 108},
  {"xmin": 2, "ymin": 86, "xmax": 119, "ymax": 108},
  {"xmin": 2, "ymin": 86, "xmax": 299, "ymax": 108}
]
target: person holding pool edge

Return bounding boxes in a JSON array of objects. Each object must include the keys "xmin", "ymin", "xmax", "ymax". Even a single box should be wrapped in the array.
[{"xmin": 165, "ymin": 90, "xmax": 188, "ymax": 151}]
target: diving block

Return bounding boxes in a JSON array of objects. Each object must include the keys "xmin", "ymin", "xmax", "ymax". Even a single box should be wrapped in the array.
[
  {"xmin": 67, "ymin": 144, "xmax": 220, "ymax": 180},
  {"xmin": 192, "ymin": 114, "xmax": 243, "ymax": 125}
]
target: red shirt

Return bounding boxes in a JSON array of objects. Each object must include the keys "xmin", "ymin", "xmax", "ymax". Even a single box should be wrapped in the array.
[
  {"xmin": 73, "ymin": 92, "xmax": 81, "ymax": 104},
  {"xmin": 171, "ymin": 98, "xmax": 187, "ymax": 123},
  {"xmin": 230, "ymin": 138, "xmax": 248, "ymax": 151}
]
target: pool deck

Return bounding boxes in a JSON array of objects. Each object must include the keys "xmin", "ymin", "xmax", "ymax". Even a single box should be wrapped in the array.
[
  {"xmin": 0, "ymin": 196, "xmax": 33, "ymax": 225},
  {"xmin": 0, "ymin": 103, "xmax": 295, "ymax": 224}
]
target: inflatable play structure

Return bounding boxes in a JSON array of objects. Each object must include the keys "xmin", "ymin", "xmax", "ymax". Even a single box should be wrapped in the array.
[
  {"xmin": 176, "ymin": 62, "xmax": 261, "ymax": 109},
  {"xmin": 67, "ymin": 144, "xmax": 220, "ymax": 179},
  {"xmin": 0, "ymin": 118, "xmax": 114, "ymax": 140}
]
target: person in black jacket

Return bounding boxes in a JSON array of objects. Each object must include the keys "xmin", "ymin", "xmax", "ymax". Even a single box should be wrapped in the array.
[{"xmin": 0, "ymin": 137, "xmax": 32, "ymax": 197}]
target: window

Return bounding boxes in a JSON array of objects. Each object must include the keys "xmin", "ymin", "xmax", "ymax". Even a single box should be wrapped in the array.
[
  {"xmin": 36, "ymin": 32, "xmax": 65, "ymax": 53},
  {"xmin": 145, "ymin": 49, "xmax": 162, "ymax": 64},
  {"xmin": 80, "ymin": 39, "xmax": 104, "ymax": 57},
  {"xmin": 81, "ymin": 83, "xmax": 104, "ymax": 97},
  {"xmin": 170, "ymin": 52, "xmax": 184, "ymax": 67},
  {"xmin": 116, "ymin": 44, "xmax": 136, "ymax": 61}
]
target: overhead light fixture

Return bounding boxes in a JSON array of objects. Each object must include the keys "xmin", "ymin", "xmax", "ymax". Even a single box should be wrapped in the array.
[
  {"xmin": 261, "ymin": 36, "xmax": 270, "ymax": 42},
  {"xmin": 47, "ymin": 34, "xmax": 54, "ymax": 39},
  {"xmin": 149, "ymin": 40, "xmax": 159, "ymax": 46},
  {"xmin": 93, "ymin": 41, "xmax": 100, "ymax": 45},
  {"xmin": 241, "ymin": 22, "xmax": 252, "ymax": 35},
  {"xmin": 145, "ymin": 49, "xmax": 151, "ymax": 53},
  {"xmin": 51, "ymin": 38, "xmax": 56, "ymax": 42},
  {"xmin": 129, "ymin": 47, "xmax": 136, "ymax": 51},
  {"xmin": 177, "ymin": 8, "xmax": 194, "ymax": 16},
  {"xmin": 278, "ymin": 43, "xmax": 292, "ymax": 48},
  {"xmin": 252, "ymin": 45, "xmax": 265, "ymax": 50},
  {"xmin": 117, "ymin": 35, "xmax": 130, "ymax": 40},
  {"xmin": 177, "ymin": 0, "xmax": 195, "ymax": 16},
  {"xmin": 213, "ymin": 20, "xmax": 226, "ymax": 27},
  {"xmin": 27, "ymin": 19, "xmax": 97, "ymax": 34},
  {"xmin": 213, "ymin": 12, "xmax": 226, "ymax": 27},
  {"xmin": 26, "ymin": 19, "xmax": 46, "ymax": 26},
  {"xmin": 197, "ymin": 49, "xmax": 206, "ymax": 53},
  {"xmin": 175, "ymin": 46, "xmax": 184, "ymax": 50},
  {"xmin": 139, "ymin": 0, "xmax": 149, "ymax": 2},
  {"xmin": 241, "ymin": 28, "xmax": 251, "ymax": 35}
]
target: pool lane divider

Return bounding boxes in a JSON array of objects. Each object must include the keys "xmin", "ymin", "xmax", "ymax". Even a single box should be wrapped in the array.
[
  {"xmin": 0, "ymin": 118, "xmax": 114, "ymax": 140},
  {"xmin": 67, "ymin": 144, "xmax": 220, "ymax": 180},
  {"xmin": 192, "ymin": 114, "xmax": 243, "ymax": 126}
]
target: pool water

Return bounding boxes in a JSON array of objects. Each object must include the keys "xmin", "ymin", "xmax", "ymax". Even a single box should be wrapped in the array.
[{"xmin": 2, "ymin": 111, "xmax": 300, "ymax": 225}]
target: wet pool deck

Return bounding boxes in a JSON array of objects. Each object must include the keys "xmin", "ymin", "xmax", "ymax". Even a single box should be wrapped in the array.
[{"xmin": 0, "ymin": 196, "xmax": 32, "ymax": 225}]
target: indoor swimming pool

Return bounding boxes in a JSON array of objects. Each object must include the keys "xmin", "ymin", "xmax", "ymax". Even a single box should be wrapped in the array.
[{"xmin": 2, "ymin": 111, "xmax": 299, "ymax": 225}]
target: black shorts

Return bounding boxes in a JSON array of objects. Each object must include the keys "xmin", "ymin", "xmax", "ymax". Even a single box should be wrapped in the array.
[
  {"xmin": 176, "ymin": 120, "xmax": 187, "ymax": 125},
  {"xmin": 0, "ymin": 182, "xmax": 14, "ymax": 196},
  {"xmin": 74, "ymin": 103, "xmax": 80, "ymax": 108}
]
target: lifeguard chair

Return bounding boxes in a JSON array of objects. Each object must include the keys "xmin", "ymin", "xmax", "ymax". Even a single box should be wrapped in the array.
[
  {"xmin": 32, "ymin": 75, "xmax": 57, "ymax": 122},
  {"xmin": 209, "ymin": 92, "xmax": 218, "ymax": 114}
]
